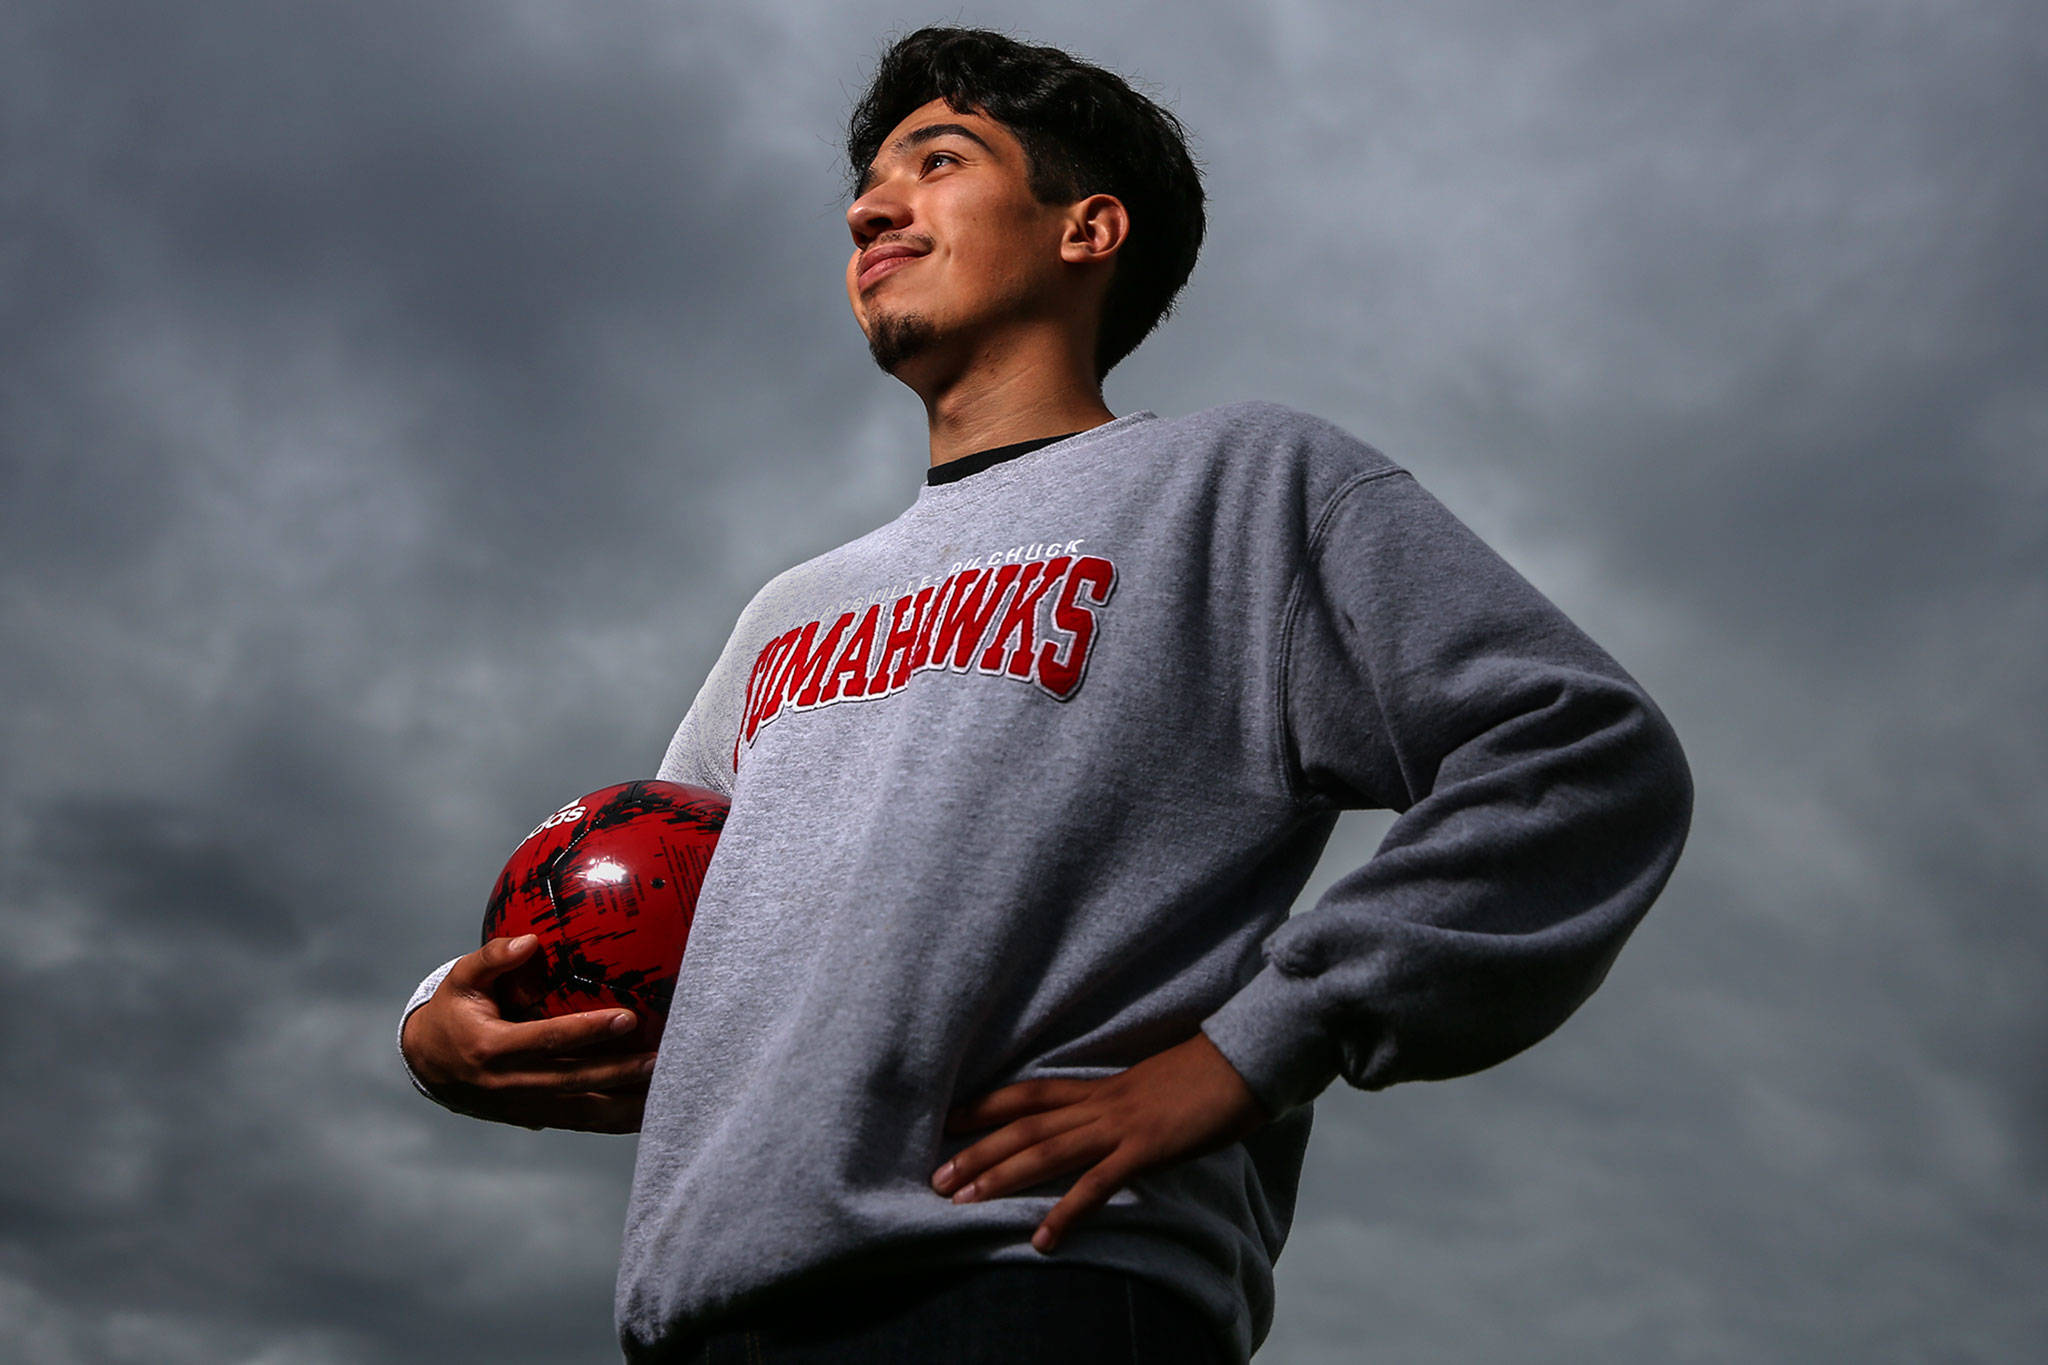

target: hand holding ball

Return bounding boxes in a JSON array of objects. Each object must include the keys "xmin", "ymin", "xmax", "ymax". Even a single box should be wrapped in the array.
[{"xmin": 480, "ymin": 780, "xmax": 728, "ymax": 1054}]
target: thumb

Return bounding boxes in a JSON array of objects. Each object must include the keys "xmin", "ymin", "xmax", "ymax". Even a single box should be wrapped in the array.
[{"xmin": 454, "ymin": 934, "xmax": 542, "ymax": 991}]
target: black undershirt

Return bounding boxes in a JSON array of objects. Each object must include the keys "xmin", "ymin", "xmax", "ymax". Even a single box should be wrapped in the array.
[{"xmin": 926, "ymin": 431, "xmax": 1089, "ymax": 486}]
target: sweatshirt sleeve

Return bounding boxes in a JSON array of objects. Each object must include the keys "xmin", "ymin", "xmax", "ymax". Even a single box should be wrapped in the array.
[
  {"xmin": 1199, "ymin": 465, "xmax": 1694, "ymax": 1120},
  {"xmin": 397, "ymin": 954, "xmax": 465, "ymax": 1105}
]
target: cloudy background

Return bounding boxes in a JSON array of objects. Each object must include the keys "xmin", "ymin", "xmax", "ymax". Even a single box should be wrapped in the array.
[{"xmin": 3, "ymin": 1, "xmax": 2041, "ymax": 1360}]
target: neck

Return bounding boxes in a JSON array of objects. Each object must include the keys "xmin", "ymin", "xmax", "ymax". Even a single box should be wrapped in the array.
[{"xmin": 910, "ymin": 323, "xmax": 1115, "ymax": 467}]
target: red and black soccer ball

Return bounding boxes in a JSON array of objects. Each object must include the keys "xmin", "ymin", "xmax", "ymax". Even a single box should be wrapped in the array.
[{"xmin": 480, "ymin": 779, "xmax": 728, "ymax": 1054}]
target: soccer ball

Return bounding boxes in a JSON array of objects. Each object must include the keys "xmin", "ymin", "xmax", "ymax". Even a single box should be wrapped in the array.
[{"xmin": 481, "ymin": 779, "xmax": 728, "ymax": 1053}]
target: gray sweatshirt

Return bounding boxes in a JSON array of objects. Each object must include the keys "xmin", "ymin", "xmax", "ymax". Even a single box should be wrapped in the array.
[{"xmin": 398, "ymin": 401, "xmax": 1694, "ymax": 1362}]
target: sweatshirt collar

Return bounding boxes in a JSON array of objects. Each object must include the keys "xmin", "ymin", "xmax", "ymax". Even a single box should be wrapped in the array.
[
  {"xmin": 917, "ymin": 411, "xmax": 1160, "ymax": 492},
  {"xmin": 926, "ymin": 430, "xmax": 1086, "ymax": 486}
]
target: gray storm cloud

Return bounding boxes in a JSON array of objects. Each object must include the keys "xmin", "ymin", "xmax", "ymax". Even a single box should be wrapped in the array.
[{"xmin": 2, "ymin": 1, "xmax": 2040, "ymax": 1361}]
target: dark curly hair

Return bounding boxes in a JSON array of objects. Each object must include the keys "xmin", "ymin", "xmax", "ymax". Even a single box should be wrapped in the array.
[{"xmin": 845, "ymin": 26, "xmax": 1206, "ymax": 383}]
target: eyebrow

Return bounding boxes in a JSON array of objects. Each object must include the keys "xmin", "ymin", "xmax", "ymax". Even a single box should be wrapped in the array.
[{"xmin": 856, "ymin": 122, "xmax": 996, "ymax": 198}]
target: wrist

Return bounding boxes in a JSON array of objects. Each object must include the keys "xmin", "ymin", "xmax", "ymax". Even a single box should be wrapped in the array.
[{"xmin": 398, "ymin": 997, "xmax": 455, "ymax": 1103}]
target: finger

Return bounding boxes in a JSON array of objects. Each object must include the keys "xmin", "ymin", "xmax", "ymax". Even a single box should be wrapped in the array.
[
  {"xmin": 946, "ymin": 1115, "xmax": 1106, "ymax": 1203},
  {"xmin": 1031, "ymin": 1152, "xmax": 1137, "ymax": 1254},
  {"xmin": 483, "ymin": 1052, "xmax": 658, "ymax": 1095},
  {"xmin": 942, "ymin": 1103, "xmax": 1096, "ymax": 1185},
  {"xmin": 490, "ymin": 1008, "xmax": 640, "ymax": 1061},
  {"xmin": 947, "ymin": 1078, "xmax": 1096, "ymax": 1133},
  {"xmin": 450, "ymin": 935, "xmax": 543, "ymax": 990}
]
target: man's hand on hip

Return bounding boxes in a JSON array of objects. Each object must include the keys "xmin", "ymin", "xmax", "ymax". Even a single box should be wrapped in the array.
[{"xmin": 931, "ymin": 1030, "xmax": 1274, "ymax": 1252}]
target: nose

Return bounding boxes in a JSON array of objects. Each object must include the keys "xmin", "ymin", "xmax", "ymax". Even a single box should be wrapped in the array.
[{"xmin": 847, "ymin": 184, "xmax": 909, "ymax": 246}]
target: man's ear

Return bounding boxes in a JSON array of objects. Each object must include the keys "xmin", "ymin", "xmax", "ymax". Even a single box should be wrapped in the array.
[{"xmin": 1061, "ymin": 194, "xmax": 1129, "ymax": 267}]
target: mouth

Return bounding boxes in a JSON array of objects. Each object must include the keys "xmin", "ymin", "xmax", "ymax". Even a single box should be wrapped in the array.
[{"xmin": 858, "ymin": 251, "xmax": 924, "ymax": 291}]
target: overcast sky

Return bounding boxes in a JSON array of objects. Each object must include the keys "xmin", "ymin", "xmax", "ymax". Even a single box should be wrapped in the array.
[{"xmin": 2, "ymin": 1, "xmax": 2041, "ymax": 1361}]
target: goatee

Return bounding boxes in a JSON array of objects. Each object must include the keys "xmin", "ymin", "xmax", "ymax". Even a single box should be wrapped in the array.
[{"xmin": 866, "ymin": 308, "xmax": 940, "ymax": 373}]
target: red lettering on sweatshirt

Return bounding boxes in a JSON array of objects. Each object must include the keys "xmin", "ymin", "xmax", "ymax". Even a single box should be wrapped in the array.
[
  {"xmin": 931, "ymin": 563, "xmax": 1021, "ymax": 671},
  {"xmin": 732, "ymin": 552, "xmax": 1116, "ymax": 763},
  {"xmin": 979, "ymin": 556, "xmax": 1070, "ymax": 679},
  {"xmin": 784, "ymin": 611, "xmax": 855, "ymax": 710},
  {"xmin": 740, "ymin": 626, "xmax": 800, "ymax": 747},
  {"xmin": 869, "ymin": 585, "xmax": 937, "ymax": 695},
  {"xmin": 733, "ymin": 630, "xmax": 792, "ymax": 768},
  {"xmin": 745, "ymin": 630, "xmax": 798, "ymax": 728},
  {"xmin": 1035, "ymin": 555, "xmax": 1116, "ymax": 700},
  {"xmin": 820, "ymin": 602, "xmax": 882, "ymax": 702},
  {"xmin": 908, "ymin": 572, "xmax": 962, "ymax": 672}
]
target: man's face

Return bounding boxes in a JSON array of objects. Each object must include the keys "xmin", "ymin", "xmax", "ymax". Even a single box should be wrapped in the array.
[{"xmin": 844, "ymin": 98, "xmax": 1077, "ymax": 377}]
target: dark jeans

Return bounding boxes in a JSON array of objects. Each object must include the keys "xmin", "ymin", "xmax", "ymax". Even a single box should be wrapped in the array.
[{"xmin": 659, "ymin": 1262, "xmax": 1235, "ymax": 1364}]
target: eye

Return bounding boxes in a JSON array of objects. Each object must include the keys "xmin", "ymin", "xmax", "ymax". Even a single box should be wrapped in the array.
[{"xmin": 921, "ymin": 150, "xmax": 960, "ymax": 174}]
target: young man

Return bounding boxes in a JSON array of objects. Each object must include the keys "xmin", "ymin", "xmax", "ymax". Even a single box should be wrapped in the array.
[{"xmin": 398, "ymin": 26, "xmax": 1694, "ymax": 1364}]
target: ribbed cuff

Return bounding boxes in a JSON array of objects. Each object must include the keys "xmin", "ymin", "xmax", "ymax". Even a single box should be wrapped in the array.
[{"xmin": 1198, "ymin": 956, "xmax": 1344, "ymax": 1121}]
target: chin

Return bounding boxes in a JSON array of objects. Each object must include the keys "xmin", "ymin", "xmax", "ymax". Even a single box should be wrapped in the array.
[{"xmin": 865, "ymin": 307, "xmax": 943, "ymax": 375}]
